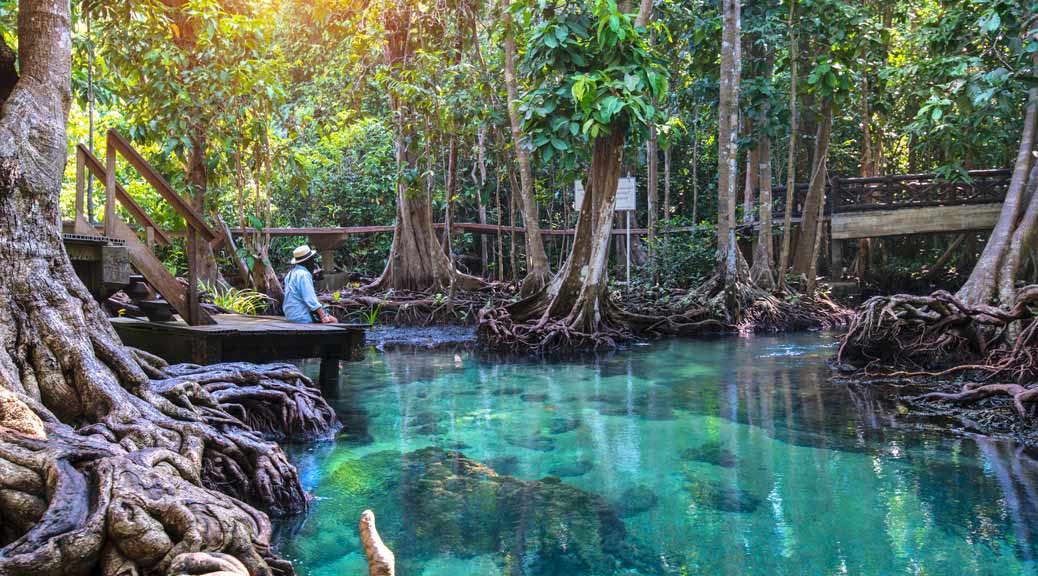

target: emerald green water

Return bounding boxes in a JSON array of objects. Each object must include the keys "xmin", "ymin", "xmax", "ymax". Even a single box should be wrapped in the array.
[{"xmin": 276, "ymin": 334, "xmax": 1038, "ymax": 575}]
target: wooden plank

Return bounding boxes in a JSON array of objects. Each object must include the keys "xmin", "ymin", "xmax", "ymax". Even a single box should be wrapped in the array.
[
  {"xmin": 105, "ymin": 136, "xmax": 116, "ymax": 238},
  {"xmin": 106, "ymin": 130, "xmax": 216, "ymax": 241},
  {"xmin": 75, "ymin": 147, "xmax": 85, "ymax": 219},
  {"xmin": 831, "ymin": 203, "xmax": 1003, "ymax": 240},
  {"xmin": 109, "ymin": 214, "xmax": 214, "ymax": 325},
  {"xmin": 78, "ymin": 145, "xmax": 172, "ymax": 246}
]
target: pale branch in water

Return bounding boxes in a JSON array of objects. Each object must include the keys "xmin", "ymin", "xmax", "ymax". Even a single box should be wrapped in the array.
[{"xmin": 360, "ymin": 510, "xmax": 396, "ymax": 576}]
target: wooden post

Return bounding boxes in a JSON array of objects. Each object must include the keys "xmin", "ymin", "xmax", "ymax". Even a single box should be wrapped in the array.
[
  {"xmin": 104, "ymin": 135, "xmax": 117, "ymax": 238},
  {"xmin": 75, "ymin": 148, "xmax": 85, "ymax": 220},
  {"xmin": 319, "ymin": 355, "xmax": 340, "ymax": 396},
  {"xmin": 187, "ymin": 226, "xmax": 201, "ymax": 325},
  {"xmin": 831, "ymin": 239, "xmax": 845, "ymax": 280}
]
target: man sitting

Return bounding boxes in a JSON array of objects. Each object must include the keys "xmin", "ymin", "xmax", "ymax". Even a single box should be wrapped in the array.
[{"xmin": 283, "ymin": 244, "xmax": 338, "ymax": 324}]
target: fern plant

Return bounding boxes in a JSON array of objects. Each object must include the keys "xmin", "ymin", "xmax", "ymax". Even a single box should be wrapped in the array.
[{"xmin": 199, "ymin": 281, "xmax": 270, "ymax": 316}]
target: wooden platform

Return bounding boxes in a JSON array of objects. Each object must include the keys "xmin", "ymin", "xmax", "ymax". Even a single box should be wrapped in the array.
[
  {"xmin": 111, "ymin": 314, "xmax": 366, "ymax": 391},
  {"xmin": 830, "ymin": 202, "xmax": 1004, "ymax": 240}
]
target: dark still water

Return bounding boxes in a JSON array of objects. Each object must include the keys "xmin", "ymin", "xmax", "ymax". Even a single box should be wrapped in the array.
[{"xmin": 276, "ymin": 333, "xmax": 1038, "ymax": 575}]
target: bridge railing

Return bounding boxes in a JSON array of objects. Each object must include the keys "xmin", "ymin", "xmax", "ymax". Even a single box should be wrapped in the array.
[
  {"xmin": 72, "ymin": 129, "xmax": 217, "ymax": 326},
  {"xmin": 769, "ymin": 168, "xmax": 1011, "ymax": 220}
]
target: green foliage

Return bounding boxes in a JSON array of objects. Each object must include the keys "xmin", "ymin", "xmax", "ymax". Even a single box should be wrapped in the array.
[
  {"xmin": 199, "ymin": 281, "xmax": 270, "ymax": 315},
  {"xmin": 516, "ymin": 0, "xmax": 673, "ymax": 169},
  {"xmin": 641, "ymin": 218, "xmax": 718, "ymax": 289}
]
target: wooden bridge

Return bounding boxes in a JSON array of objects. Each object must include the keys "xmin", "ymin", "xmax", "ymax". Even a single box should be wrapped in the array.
[
  {"xmin": 70, "ymin": 133, "xmax": 1008, "ymax": 294},
  {"xmin": 68, "ymin": 129, "xmax": 216, "ymax": 325},
  {"xmin": 65, "ymin": 129, "xmax": 365, "ymax": 381},
  {"xmin": 770, "ymin": 168, "xmax": 1010, "ymax": 237},
  {"xmin": 768, "ymin": 169, "xmax": 1010, "ymax": 275},
  {"xmin": 222, "ymin": 169, "xmax": 1010, "ymax": 274}
]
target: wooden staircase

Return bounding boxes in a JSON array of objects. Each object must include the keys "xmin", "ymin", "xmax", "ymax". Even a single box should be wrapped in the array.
[{"xmin": 72, "ymin": 129, "xmax": 216, "ymax": 325}]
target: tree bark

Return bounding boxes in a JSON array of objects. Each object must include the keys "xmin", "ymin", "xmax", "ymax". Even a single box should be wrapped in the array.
[
  {"xmin": 776, "ymin": 0, "xmax": 798, "ymax": 291},
  {"xmin": 957, "ymin": 88, "xmax": 1038, "ymax": 307},
  {"xmin": 716, "ymin": 0, "xmax": 741, "ymax": 264},
  {"xmin": 743, "ymin": 124, "xmax": 758, "ymax": 225},
  {"xmin": 0, "ymin": 4, "xmax": 335, "ymax": 574},
  {"xmin": 751, "ymin": 129, "xmax": 775, "ymax": 289},
  {"xmin": 502, "ymin": 0, "xmax": 550, "ymax": 296},
  {"xmin": 370, "ymin": 5, "xmax": 480, "ymax": 293},
  {"xmin": 791, "ymin": 99, "xmax": 832, "ymax": 279},
  {"xmin": 647, "ymin": 125, "xmax": 658, "ymax": 269},
  {"xmin": 663, "ymin": 143, "xmax": 671, "ymax": 220}
]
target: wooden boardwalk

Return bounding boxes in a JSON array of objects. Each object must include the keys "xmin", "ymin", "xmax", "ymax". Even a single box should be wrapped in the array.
[{"xmin": 112, "ymin": 314, "xmax": 366, "ymax": 391}]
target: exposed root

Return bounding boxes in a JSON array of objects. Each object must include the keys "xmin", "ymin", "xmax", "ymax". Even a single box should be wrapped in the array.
[
  {"xmin": 159, "ymin": 362, "xmax": 339, "ymax": 443},
  {"xmin": 322, "ymin": 286, "xmax": 512, "ymax": 327},
  {"xmin": 837, "ymin": 286, "xmax": 1038, "ymax": 380},
  {"xmin": 920, "ymin": 381, "xmax": 1038, "ymax": 420},
  {"xmin": 477, "ymin": 291, "xmax": 727, "ymax": 354},
  {"xmin": 359, "ymin": 510, "xmax": 395, "ymax": 576}
]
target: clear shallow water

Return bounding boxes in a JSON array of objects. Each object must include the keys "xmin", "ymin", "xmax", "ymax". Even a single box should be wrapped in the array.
[{"xmin": 276, "ymin": 333, "xmax": 1038, "ymax": 576}]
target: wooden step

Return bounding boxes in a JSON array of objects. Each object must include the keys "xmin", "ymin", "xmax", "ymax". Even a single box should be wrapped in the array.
[{"xmin": 108, "ymin": 213, "xmax": 214, "ymax": 325}]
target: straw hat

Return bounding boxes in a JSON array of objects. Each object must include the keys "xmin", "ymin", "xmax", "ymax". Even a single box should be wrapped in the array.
[{"xmin": 290, "ymin": 244, "xmax": 317, "ymax": 265}]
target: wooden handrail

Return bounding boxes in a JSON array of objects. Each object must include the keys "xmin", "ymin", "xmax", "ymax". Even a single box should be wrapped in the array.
[
  {"xmin": 106, "ymin": 129, "xmax": 216, "ymax": 241},
  {"xmin": 77, "ymin": 144, "xmax": 172, "ymax": 247}
]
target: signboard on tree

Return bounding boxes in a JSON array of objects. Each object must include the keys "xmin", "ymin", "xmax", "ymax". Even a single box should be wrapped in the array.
[{"xmin": 574, "ymin": 177, "xmax": 637, "ymax": 211}]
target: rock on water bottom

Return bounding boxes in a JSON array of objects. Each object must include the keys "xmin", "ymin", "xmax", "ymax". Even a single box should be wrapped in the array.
[{"xmin": 296, "ymin": 447, "xmax": 667, "ymax": 575}]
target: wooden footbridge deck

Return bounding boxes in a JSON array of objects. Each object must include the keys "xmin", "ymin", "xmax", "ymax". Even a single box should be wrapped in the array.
[{"xmin": 111, "ymin": 315, "xmax": 365, "ymax": 390}]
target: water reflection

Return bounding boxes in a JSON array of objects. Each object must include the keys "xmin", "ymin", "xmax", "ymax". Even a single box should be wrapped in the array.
[{"xmin": 279, "ymin": 334, "xmax": 1038, "ymax": 575}]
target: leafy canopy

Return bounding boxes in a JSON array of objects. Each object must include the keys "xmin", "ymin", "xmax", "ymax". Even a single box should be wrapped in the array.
[{"xmin": 516, "ymin": 0, "xmax": 673, "ymax": 168}]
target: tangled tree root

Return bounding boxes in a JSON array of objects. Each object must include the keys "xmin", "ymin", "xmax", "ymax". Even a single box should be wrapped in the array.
[
  {"xmin": 477, "ymin": 293, "xmax": 727, "ymax": 354},
  {"xmin": 920, "ymin": 381, "xmax": 1038, "ymax": 420},
  {"xmin": 0, "ymin": 359, "xmax": 338, "ymax": 575},
  {"xmin": 141, "ymin": 356, "xmax": 339, "ymax": 443},
  {"xmin": 689, "ymin": 273, "xmax": 851, "ymax": 333},
  {"xmin": 837, "ymin": 286, "xmax": 1038, "ymax": 380},
  {"xmin": 322, "ymin": 286, "xmax": 512, "ymax": 327}
]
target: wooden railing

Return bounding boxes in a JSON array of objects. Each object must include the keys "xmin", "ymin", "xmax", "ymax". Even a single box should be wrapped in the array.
[
  {"xmin": 770, "ymin": 168, "xmax": 1011, "ymax": 219},
  {"xmin": 73, "ymin": 129, "xmax": 216, "ymax": 325}
]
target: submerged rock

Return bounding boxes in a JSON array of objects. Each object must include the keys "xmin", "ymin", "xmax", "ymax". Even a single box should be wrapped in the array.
[
  {"xmin": 615, "ymin": 485, "xmax": 659, "ymax": 517},
  {"xmin": 505, "ymin": 433, "xmax": 556, "ymax": 452},
  {"xmin": 486, "ymin": 455, "xmax": 520, "ymax": 476},
  {"xmin": 550, "ymin": 458, "xmax": 594, "ymax": 477},
  {"xmin": 682, "ymin": 478, "xmax": 761, "ymax": 513},
  {"xmin": 310, "ymin": 447, "xmax": 665, "ymax": 575},
  {"xmin": 681, "ymin": 442, "xmax": 739, "ymax": 468},
  {"xmin": 548, "ymin": 417, "xmax": 581, "ymax": 435}
]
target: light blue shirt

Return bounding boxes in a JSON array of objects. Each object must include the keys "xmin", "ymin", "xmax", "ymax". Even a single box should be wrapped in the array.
[{"xmin": 283, "ymin": 265, "xmax": 322, "ymax": 323}]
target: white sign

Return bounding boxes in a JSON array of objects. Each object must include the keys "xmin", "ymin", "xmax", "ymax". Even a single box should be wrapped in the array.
[
  {"xmin": 573, "ymin": 177, "xmax": 637, "ymax": 212},
  {"xmin": 616, "ymin": 177, "xmax": 637, "ymax": 211}
]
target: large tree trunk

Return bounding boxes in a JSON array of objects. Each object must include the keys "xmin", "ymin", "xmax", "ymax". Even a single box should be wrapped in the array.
[
  {"xmin": 0, "ymin": 3, "xmax": 334, "ymax": 574},
  {"xmin": 716, "ymin": 0, "xmax": 740, "ymax": 265},
  {"xmin": 647, "ymin": 125, "xmax": 658, "ymax": 269},
  {"xmin": 791, "ymin": 99, "xmax": 833, "ymax": 279},
  {"xmin": 187, "ymin": 132, "xmax": 219, "ymax": 286},
  {"xmin": 486, "ymin": 127, "xmax": 628, "ymax": 349},
  {"xmin": 369, "ymin": 5, "xmax": 480, "ymax": 293},
  {"xmin": 776, "ymin": 0, "xmax": 798, "ymax": 291},
  {"xmin": 710, "ymin": 0, "xmax": 751, "ymax": 321},
  {"xmin": 751, "ymin": 130, "xmax": 775, "ymax": 289},
  {"xmin": 502, "ymin": 0, "xmax": 550, "ymax": 296},
  {"xmin": 957, "ymin": 88, "xmax": 1038, "ymax": 307}
]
